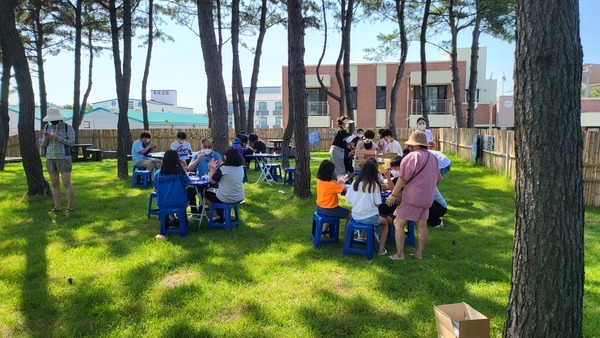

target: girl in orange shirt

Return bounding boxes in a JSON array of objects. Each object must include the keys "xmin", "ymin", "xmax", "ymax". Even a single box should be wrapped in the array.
[{"xmin": 316, "ymin": 160, "xmax": 351, "ymax": 234}]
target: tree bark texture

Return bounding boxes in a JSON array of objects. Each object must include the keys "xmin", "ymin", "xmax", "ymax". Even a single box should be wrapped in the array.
[
  {"xmin": 419, "ymin": 0, "xmax": 431, "ymax": 121},
  {"xmin": 388, "ymin": 0, "xmax": 408, "ymax": 139},
  {"xmin": 448, "ymin": 0, "xmax": 464, "ymax": 127},
  {"xmin": 231, "ymin": 0, "xmax": 243, "ymax": 134},
  {"xmin": 342, "ymin": 0, "xmax": 354, "ymax": 127},
  {"xmin": 466, "ymin": 0, "xmax": 480, "ymax": 128},
  {"xmin": 141, "ymin": 0, "xmax": 154, "ymax": 131},
  {"xmin": 287, "ymin": 0, "xmax": 310, "ymax": 198},
  {"xmin": 246, "ymin": 0, "xmax": 269, "ymax": 134},
  {"xmin": 0, "ymin": 0, "xmax": 51, "ymax": 195},
  {"xmin": 109, "ymin": 0, "xmax": 133, "ymax": 178},
  {"xmin": 71, "ymin": 0, "xmax": 83, "ymax": 141},
  {"xmin": 0, "ymin": 50, "xmax": 11, "ymax": 170},
  {"xmin": 504, "ymin": 0, "xmax": 583, "ymax": 337},
  {"xmin": 197, "ymin": 0, "xmax": 228, "ymax": 153},
  {"xmin": 33, "ymin": 0, "xmax": 48, "ymax": 131}
]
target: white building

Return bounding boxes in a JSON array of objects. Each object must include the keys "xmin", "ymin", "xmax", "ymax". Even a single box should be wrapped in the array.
[
  {"xmin": 92, "ymin": 89, "xmax": 194, "ymax": 114},
  {"xmin": 227, "ymin": 86, "xmax": 283, "ymax": 129}
]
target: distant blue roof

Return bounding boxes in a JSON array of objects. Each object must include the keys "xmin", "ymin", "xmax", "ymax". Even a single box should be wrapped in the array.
[
  {"xmin": 243, "ymin": 86, "xmax": 281, "ymax": 94},
  {"xmin": 10, "ymin": 106, "xmax": 208, "ymax": 125}
]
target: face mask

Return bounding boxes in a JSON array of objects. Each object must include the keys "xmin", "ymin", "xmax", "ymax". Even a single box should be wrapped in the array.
[
  {"xmin": 390, "ymin": 169, "xmax": 400, "ymax": 178},
  {"xmin": 357, "ymin": 133, "xmax": 364, "ymax": 138},
  {"xmin": 51, "ymin": 120, "xmax": 60, "ymax": 125},
  {"xmin": 417, "ymin": 124, "xmax": 426, "ymax": 131},
  {"xmin": 202, "ymin": 148, "xmax": 213, "ymax": 155}
]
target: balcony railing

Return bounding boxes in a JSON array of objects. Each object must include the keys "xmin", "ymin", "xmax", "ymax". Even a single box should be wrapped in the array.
[
  {"xmin": 411, "ymin": 99, "xmax": 452, "ymax": 115},
  {"xmin": 308, "ymin": 101, "xmax": 329, "ymax": 116}
]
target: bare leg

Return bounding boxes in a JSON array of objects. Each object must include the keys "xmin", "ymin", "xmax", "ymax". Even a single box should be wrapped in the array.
[
  {"xmin": 391, "ymin": 218, "xmax": 407, "ymax": 259},
  {"xmin": 378, "ymin": 216, "xmax": 388, "ymax": 253},
  {"xmin": 49, "ymin": 172, "xmax": 62, "ymax": 210},
  {"xmin": 414, "ymin": 220, "xmax": 428, "ymax": 259},
  {"xmin": 61, "ymin": 172, "xmax": 74, "ymax": 210}
]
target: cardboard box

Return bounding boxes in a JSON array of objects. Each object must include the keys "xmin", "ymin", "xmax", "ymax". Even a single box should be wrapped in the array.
[
  {"xmin": 353, "ymin": 149, "xmax": 377, "ymax": 170},
  {"xmin": 434, "ymin": 302, "xmax": 490, "ymax": 338}
]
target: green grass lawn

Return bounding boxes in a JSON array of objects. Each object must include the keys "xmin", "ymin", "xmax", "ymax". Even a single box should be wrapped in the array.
[{"xmin": 1, "ymin": 153, "xmax": 599, "ymax": 337}]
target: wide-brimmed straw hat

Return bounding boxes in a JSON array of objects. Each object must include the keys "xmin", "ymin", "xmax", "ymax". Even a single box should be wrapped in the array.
[
  {"xmin": 42, "ymin": 107, "xmax": 66, "ymax": 122},
  {"xmin": 405, "ymin": 130, "xmax": 429, "ymax": 148}
]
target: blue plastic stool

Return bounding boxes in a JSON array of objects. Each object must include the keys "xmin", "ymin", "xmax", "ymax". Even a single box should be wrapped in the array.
[
  {"xmin": 147, "ymin": 191, "xmax": 160, "ymax": 218},
  {"xmin": 283, "ymin": 167, "xmax": 295, "ymax": 185},
  {"xmin": 343, "ymin": 219, "xmax": 376, "ymax": 259},
  {"xmin": 311, "ymin": 212, "xmax": 340, "ymax": 248},
  {"xmin": 267, "ymin": 164, "xmax": 282, "ymax": 182},
  {"xmin": 159, "ymin": 206, "xmax": 188, "ymax": 237},
  {"xmin": 131, "ymin": 165, "xmax": 152, "ymax": 188},
  {"xmin": 208, "ymin": 203, "xmax": 240, "ymax": 230}
]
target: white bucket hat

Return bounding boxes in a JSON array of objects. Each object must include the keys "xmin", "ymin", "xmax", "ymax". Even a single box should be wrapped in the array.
[{"xmin": 42, "ymin": 107, "xmax": 66, "ymax": 122}]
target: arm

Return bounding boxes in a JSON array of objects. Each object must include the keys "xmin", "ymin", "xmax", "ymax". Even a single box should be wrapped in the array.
[
  {"xmin": 386, "ymin": 177, "xmax": 406, "ymax": 207},
  {"xmin": 187, "ymin": 153, "xmax": 205, "ymax": 172}
]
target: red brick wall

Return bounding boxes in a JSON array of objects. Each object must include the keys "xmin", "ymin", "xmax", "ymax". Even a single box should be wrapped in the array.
[{"xmin": 582, "ymin": 98, "xmax": 600, "ymax": 112}]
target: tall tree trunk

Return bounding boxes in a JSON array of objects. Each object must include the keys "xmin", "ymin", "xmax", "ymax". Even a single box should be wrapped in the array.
[
  {"xmin": 0, "ymin": 0, "xmax": 51, "ymax": 196},
  {"xmin": 504, "ymin": 0, "xmax": 583, "ymax": 336},
  {"xmin": 341, "ymin": 0, "xmax": 354, "ymax": 129},
  {"xmin": 33, "ymin": 0, "xmax": 48, "ymax": 130},
  {"xmin": 109, "ymin": 0, "xmax": 133, "ymax": 178},
  {"xmin": 141, "ymin": 0, "xmax": 154, "ymax": 131},
  {"xmin": 419, "ymin": 0, "xmax": 431, "ymax": 122},
  {"xmin": 79, "ymin": 25, "xmax": 94, "ymax": 125},
  {"xmin": 316, "ymin": 0, "xmax": 342, "ymax": 116},
  {"xmin": 388, "ymin": 0, "xmax": 408, "ymax": 139},
  {"xmin": 287, "ymin": 0, "xmax": 310, "ymax": 198},
  {"xmin": 448, "ymin": 0, "xmax": 464, "ymax": 127},
  {"xmin": 246, "ymin": 0, "xmax": 268, "ymax": 134},
  {"xmin": 231, "ymin": 0, "xmax": 246, "ymax": 133},
  {"xmin": 466, "ymin": 0, "xmax": 481, "ymax": 128},
  {"xmin": 71, "ymin": 0, "xmax": 83, "ymax": 142},
  {"xmin": 197, "ymin": 0, "xmax": 228, "ymax": 153},
  {"xmin": 0, "ymin": 50, "xmax": 11, "ymax": 170}
]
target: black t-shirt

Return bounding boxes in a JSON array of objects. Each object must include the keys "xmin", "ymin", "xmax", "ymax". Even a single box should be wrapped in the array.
[
  {"xmin": 332, "ymin": 128, "xmax": 351, "ymax": 148},
  {"xmin": 253, "ymin": 140, "xmax": 267, "ymax": 153}
]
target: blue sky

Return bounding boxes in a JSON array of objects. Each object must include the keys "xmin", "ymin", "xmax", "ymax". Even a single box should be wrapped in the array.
[{"xmin": 11, "ymin": 0, "xmax": 599, "ymax": 115}]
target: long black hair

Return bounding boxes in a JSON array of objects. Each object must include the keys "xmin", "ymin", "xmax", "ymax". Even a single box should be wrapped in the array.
[
  {"xmin": 317, "ymin": 160, "xmax": 336, "ymax": 181},
  {"xmin": 353, "ymin": 159, "xmax": 381, "ymax": 193},
  {"xmin": 160, "ymin": 150, "xmax": 183, "ymax": 175},
  {"xmin": 223, "ymin": 147, "xmax": 243, "ymax": 166}
]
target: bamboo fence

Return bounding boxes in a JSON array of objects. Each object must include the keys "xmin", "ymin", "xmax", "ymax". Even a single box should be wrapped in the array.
[{"xmin": 5, "ymin": 128, "xmax": 600, "ymax": 206}]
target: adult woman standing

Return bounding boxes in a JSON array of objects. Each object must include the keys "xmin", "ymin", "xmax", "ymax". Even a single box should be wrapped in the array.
[
  {"xmin": 41, "ymin": 107, "xmax": 76, "ymax": 212},
  {"xmin": 386, "ymin": 131, "xmax": 442, "ymax": 260},
  {"xmin": 416, "ymin": 116, "xmax": 435, "ymax": 149},
  {"xmin": 329, "ymin": 115, "xmax": 354, "ymax": 178}
]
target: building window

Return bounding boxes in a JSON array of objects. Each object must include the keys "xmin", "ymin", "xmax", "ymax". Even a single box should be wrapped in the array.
[
  {"xmin": 275, "ymin": 117, "xmax": 282, "ymax": 127},
  {"xmin": 376, "ymin": 86, "xmax": 386, "ymax": 109},
  {"xmin": 228, "ymin": 116, "xmax": 233, "ymax": 127},
  {"xmin": 228, "ymin": 102, "xmax": 234, "ymax": 111},
  {"xmin": 275, "ymin": 101, "xmax": 283, "ymax": 110},
  {"xmin": 413, "ymin": 85, "xmax": 448, "ymax": 114},
  {"xmin": 307, "ymin": 88, "xmax": 328, "ymax": 116},
  {"xmin": 259, "ymin": 101, "xmax": 267, "ymax": 110},
  {"xmin": 350, "ymin": 87, "xmax": 357, "ymax": 110},
  {"xmin": 464, "ymin": 89, "xmax": 480, "ymax": 102},
  {"xmin": 260, "ymin": 117, "xmax": 267, "ymax": 125}
]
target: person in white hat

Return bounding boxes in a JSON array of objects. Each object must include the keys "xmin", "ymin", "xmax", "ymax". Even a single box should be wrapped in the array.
[
  {"xmin": 385, "ymin": 130, "xmax": 442, "ymax": 260},
  {"xmin": 41, "ymin": 107, "xmax": 76, "ymax": 212}
]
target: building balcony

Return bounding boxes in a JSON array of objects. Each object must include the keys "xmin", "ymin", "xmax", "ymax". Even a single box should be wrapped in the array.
[
  {"xmin": 411, "ymin": 99, "xmax": 453, "ymax": 115},
  {"xmin": 308, "ymin": 101, "xmax": 329, "ymax": 116}
]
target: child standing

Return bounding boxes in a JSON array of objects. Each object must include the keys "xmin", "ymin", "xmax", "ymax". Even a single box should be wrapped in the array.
[{"xmin": 344, "ymin": 160, "xmax": 389, "ymax": 255}]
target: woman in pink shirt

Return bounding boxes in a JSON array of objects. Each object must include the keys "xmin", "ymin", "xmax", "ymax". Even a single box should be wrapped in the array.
[{"xmin": 385, "ymin": 131, "xmax": 442, "ymax": 260}]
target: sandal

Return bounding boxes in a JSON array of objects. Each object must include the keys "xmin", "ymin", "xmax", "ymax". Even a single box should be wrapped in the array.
[
  {"xmin": 50, "ymin": 208, "xmax": 62, "ymax": 212},
  {"xmin": 65, "ymin": 208, "xmax": 74, "ymax": 213}
]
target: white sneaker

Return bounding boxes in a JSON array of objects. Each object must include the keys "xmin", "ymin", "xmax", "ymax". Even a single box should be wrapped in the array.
[{"xmin": 355, "ymin": 235, "xmax": 367, "ymax": 242}]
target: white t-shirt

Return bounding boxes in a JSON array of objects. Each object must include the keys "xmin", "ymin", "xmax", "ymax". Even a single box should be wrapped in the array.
[
  {"xmin": 429, "ymin": 150, "xmax": 451, "ymax": 169},
  {"xmin": 344, "ymin": 181, "xmax": 382, "ymax": 220},
  {"xmin": 170, "ymin": 140, "xmax": 193, "ymax": 160},
  {"xmin": 386, "ymin": 139, "xmax": 402, "ymax": 154}
]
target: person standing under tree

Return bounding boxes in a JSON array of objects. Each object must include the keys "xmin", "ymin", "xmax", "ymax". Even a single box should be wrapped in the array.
[{"xmin": 41, "ymin": 107, "xmax": 76, "ymax": 212}]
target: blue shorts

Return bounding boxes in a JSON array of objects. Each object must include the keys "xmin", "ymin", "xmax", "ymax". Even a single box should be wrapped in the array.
[
  {"xmin": 316, "ymin": 206, "xmax": 350, "ymax": 219},
  {"xmin": 354, "ymin": 214, "xmax": 380, "ymax": 227}
]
